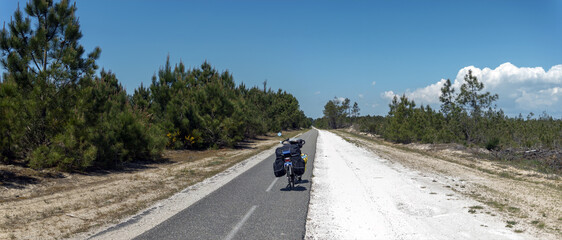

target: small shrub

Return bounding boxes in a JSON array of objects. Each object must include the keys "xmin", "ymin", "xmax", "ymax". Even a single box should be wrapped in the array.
[
  {"xmin": 499, "ymin": 172, "xmax": 511, "ymax": 178},
  {"xmin": 530, "ymin": 220, "xmax": 540, "ymax": 224},
  {"xmin": 486, "ymin": 137, "xmax": 501, "ymax": 151},
  {"xmin": 486, "ymin": 201, "xmax": 506, "ymax": 211},
  {"xmin": 537, "ymin": 222, "xmax": 546, "ymax": 229},
  {"xmin": 507, "ymin": 207, "xmax": 520, "ymax": 213}
]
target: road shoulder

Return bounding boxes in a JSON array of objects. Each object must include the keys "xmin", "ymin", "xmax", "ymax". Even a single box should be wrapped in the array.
[{"xmin": 305, "ymin": 129, "xmax": 559, "ymax": 239}]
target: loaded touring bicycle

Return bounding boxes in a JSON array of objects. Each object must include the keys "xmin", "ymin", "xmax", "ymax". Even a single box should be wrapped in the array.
[{"xmin": 273, "ymin": 138, "xmax": 308, "ymax": 190}]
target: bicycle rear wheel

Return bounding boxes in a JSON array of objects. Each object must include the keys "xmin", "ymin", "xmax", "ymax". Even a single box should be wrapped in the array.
[
  {"xmin": 287, "ymin": 166, "xmax": 295, "ymax": 189},
  {"xmin": 290, "ymin": 175, "xmax": 295, "ymax": 189}
]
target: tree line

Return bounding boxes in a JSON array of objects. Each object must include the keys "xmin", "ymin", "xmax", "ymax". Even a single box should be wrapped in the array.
[
  {"xmin": 314, "ymin": 97, "xmax": 360, "ymax": 129},
  {"xmin": 137, "ymin": 58, "xmax": 311, "ymax": 151},
  {"xmin": 315, "ymin": 71, "xmax": 561, "ymax": 172},
  {"xmin": 0, "ymin": 0, "xmax": 310, "ymax": 171}
]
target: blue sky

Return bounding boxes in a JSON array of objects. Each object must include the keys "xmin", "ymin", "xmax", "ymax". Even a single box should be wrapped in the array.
[{"xmin": 1, "ymin": 0, "xmax": 561, "ymax": 118}]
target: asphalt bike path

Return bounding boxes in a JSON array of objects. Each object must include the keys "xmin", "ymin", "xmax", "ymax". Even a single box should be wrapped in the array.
[{"xmin": 135, "ymin": 129, "xmax": 318, "ymax": 240}]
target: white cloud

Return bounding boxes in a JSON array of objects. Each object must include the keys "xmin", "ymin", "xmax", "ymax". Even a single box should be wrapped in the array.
[
  {"xmin": 515, "ymin": 87, "xmax": 562, "ymax": 110},
  {"xmin": 382, "ymin": 62, "xmax": 562, "ymax": 116},
  {"xmin": 382, "ymin": 91, "xmax": 396, "ymax": 100},
  {"xmin": 358, "ymin": 94, "xmax": 364, "ymax": 99},
  {"xmin": 314, "ymin": 91, "xmax": 320, "ymax": 95},
  {"xmin": 456, "ymin": 63, "xmax": 562, "ymax": 89},
  {"xmin": 382, "ymin": 79, "xmax": 458, "ymax": 105},
  {"xmin": 372, "ymin": 81, "xmax": 377, "ymax": 86}
]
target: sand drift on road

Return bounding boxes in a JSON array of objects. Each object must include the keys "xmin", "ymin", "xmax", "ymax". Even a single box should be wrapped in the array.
[{"xmin": 305, "ymin": 130, "xmax": 532, "ymax": 240}]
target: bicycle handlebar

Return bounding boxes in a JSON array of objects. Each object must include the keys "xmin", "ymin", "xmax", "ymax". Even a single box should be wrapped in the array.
[{"xmin": 281, "ymin": 138, "xmax": 305, "ymax": 147}]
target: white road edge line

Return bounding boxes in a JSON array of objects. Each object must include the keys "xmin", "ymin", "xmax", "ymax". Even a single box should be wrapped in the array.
[
  {"xmin": 265, "ymin": 178, "xmax": 278, "ymax": 192},
  {"xmin": 224, "ymin": 205, "xmax": 258, "ymax": 240}
]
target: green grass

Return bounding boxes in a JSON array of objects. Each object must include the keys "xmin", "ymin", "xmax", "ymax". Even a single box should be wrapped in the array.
[
  {"xmin": 468, "ymin": 205, "xmax": 484, "ymax": 214},
  {"xmin": 486, "ymin": 201, "xmax": 507, "ymax": 211},
  {"xmin": 505, "ymin": 220, "xmax": 518, "ymax": 228},
  {"xmin": 206, "ymin": 160, "xmax": 223, "ymax": 166},
  {"xmin": 507, "ymin": 206, "xmax": 520, "ymax": 213},
  {"xmin": 178, "ymin": 168, "xmax": 196, "ymax": 177},
  {"xmin": 506, "ymin": 220, "xmax": 518, "ymax": 228},
  {"xmin": 537, "ymin": 222, "xmax": 546, "ymax": 229},
  {"xmin": 499, "ymin": 171, "xmax": 511, "ymax": 178}
]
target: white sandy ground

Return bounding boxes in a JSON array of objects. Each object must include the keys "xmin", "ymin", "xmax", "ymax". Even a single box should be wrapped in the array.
[
  {"xmin": 73, "ymin": 138, "xmax": 290, "ymax": 240},
  {"xmin": 305, "ymin": 130, "xmax": 537, "ymax": 240}
]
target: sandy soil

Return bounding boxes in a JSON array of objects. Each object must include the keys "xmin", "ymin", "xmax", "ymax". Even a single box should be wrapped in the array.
[
  {"xmin": 305, "ymin": 129, "xmax": 560, "ymax": 239},
  {"xmin": 0, "ymin": 130, "xmax": 303, "ymax": 240}
]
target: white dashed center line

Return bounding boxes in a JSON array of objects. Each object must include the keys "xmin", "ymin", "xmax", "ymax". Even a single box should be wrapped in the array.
[
  {"xmin": 265, "ymin": 178, "xmax": 278, "ymax": 192},
  {"xmin": 224, "ymin": 205, "xmax": 258, "ymax": 240}
]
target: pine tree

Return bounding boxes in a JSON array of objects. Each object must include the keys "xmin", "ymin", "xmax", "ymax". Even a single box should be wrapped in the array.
[
  {"xmin": 352, "ymin": 102, "xmax": 360, "ymax": 118},
  {"xmin": 340, "ymin": 98, "xmax": 351, "ymax": 127},
  {"xmin": 439, "ymin": 78, "xmax": 456, "ymax": 119},
  {"xmin": 1, "ymin": 0, "xmax": 100, "ymax": 161},
  {"xmin": 323, "ymin": 100, "xmax": 338, "ymax": 129},
  {"xmin": 131, "ymin": 82, "xmax": 151, "ymax": 111},
  {"xmin": 1, "ymin": 1, "xmax": 165, "ymax": 170},
  {"xmin": 385, "ymin": 94, "xmax": 416, "ymax": 143},
  {"xmin": 0, "ymin": 79, "xmax": 23, "ymax": 162},
  {"xmin": 351, "ymin": 102, "xmax": 360, "ymax": 125},
  {"xmin": 456, "ymin": 70, "xmax": 498, "ymax": 143},
  {"xmin": 438, "ymin": 78, "xmax": 462, "ymax": 142},
  {"xmin": 456, "ymin": 70, "xmax": 498, "ymax": 118}
]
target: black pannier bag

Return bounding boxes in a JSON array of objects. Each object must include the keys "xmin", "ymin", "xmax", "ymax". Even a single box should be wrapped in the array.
[
  {"xmin": 292, "ymin": 152, "xmax": 305, "ymax": 176},
  {"xmin": 288, "ymin": 144, "xmax": 305, "ymax": 175},
  {"xmin": 273, "ymin": 145, "xmax": 289, "ymax": 177},
  {"xmin": 273, "ymin": 144, "xmax": 305, "ymax": 177},
  {"xmin": 273, "ymin": 155, "xmax": 285, "ymax": 177}
]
